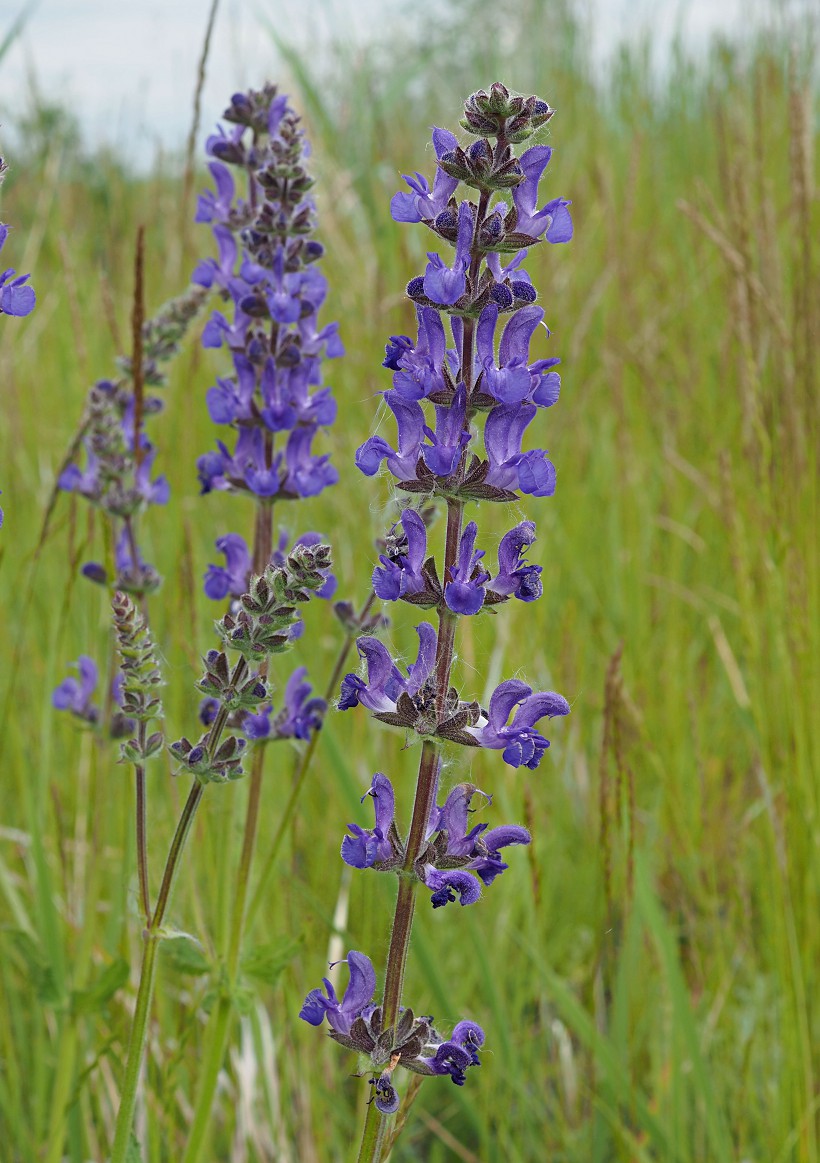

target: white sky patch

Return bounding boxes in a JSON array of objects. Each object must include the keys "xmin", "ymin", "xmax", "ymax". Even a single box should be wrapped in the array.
[{"xmin": 0, "ymin": 0, "xmax": 808, "ymax": 169}]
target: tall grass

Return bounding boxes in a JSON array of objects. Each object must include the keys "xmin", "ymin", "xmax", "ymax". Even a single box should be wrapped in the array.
[{"xmin": 0, "ymin": 1, "xmax": 817, "ymax": 1158}]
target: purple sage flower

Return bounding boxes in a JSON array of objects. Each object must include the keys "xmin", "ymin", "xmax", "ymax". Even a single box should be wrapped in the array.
[
  {"xmin": 299, "ymin": 950, "xmax": 377, "ymax": 1035},
  {"xmin": 52, "ymin": 656, "xmax": 100, "ymax": 724},
  {"xmin": 468, "ymin": 679, "xmax": 570, "ymax": 768},
  {"xmin": 338, "ymin": 623, "xmax": 437, "ymax": 714},
  {"xmin": 372, "ymin": 509, "xmax": 428, "ymax": 600},
  {"xmin": 243, "ymin": 666, "xmax": 326, "ymax": 742},
  {"xmin": 0, "ymin": 223, "xmax": 36, "ymax": 317},
  {"xmin": 390, "ymin": 127, "xmax": 459, "ymax": 223},
  {"xmin": 444, "ymin": 521, "xmax": 490, "ymax": 615}
]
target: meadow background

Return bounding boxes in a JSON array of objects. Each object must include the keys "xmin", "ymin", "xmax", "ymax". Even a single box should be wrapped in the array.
[{"xmin": 0, "ymin": 0, "xmax": 818, "ymax": 1159}]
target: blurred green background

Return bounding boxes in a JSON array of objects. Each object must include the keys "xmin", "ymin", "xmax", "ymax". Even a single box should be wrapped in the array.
[{"xmin": 0, "ymin": 0, "xmax": 817, "ymax": 1159}]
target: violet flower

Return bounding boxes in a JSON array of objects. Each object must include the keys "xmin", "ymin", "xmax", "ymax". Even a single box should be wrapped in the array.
[
  {"xmin": 338, "ymin": 623, "xmax": 437, "ymax": 715},
  {"xmin": 0, "ymin": 222, "xmax": 36, "ymax": 317},
  {"xmin": 491, "ymin": 520, "xmax": 543, "ymax": 601},
  {"xmin": 390, "ymin": 127, "xmax": 459, "ymax": 223},
  {"xmin": 444, "ymin": 521, "xmax": 490, "ymax": 615},
  {"xmin": 386, "ymin": 307, "xmax": 451, "ymax": 401},
  {"xmin": 511, "ymin": 146, "xmax": 573, "ymax": 242},
  {"xmin": 341, "ymin": 773, "xmax": 399, "ymax": 869},
  {"xmin": 242, "ymin": 666, "xmax": 326, "ymax": 742},
  {"xmin": 468, "ymin": 679, "xmax": 570, "ymax": 768},
  {"xmin": 372, "ymin": 509, "xmax": 428, "ymax": 601},
  {"xmin": 355, "ymin": 392, "xmax": 426, "ymax": 482},
  {"xmin": 423, "ymin": 200, "xmax": 473, "ymax": 306},
  {"xmin": 475, "ymin": 303, "xmax": 561, "ymax": 407},
  {"xmin": 53, "ymin": 656, "xmax": 100, "ymax": 725},
  {"xmin": 484, "ymin": 403, "xmax": 557, "ymax": 497},
  {"xmin": 299, "ymin": 950, "xmax": 377, "ymax": 1036}
]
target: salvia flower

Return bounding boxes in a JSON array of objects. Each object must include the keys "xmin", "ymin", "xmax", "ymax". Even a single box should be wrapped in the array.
[
  {"xmin": 467, "ymin": 679, "xmax": 570, "ymax": 768},
  {"xmin": 300, "ymin": 951, "xmax": 484, "ymax": 1110},
  {"xmin": 299, "ymin": 950, "xmax": 377, "ymax": 1036},
  {"xmin": 338, "ymin": 623, "xmax": 437, "ymax": 717},
  {"xmin": 57, "ymin": 287, "xmax": 207, "ymax": 590},
  {"xmin": 306, "ymin": 83, "xmax": 573, "ymax": 1126},
  {"xmin": 0, "ymin": 220, "xmax": 36, "ymax": 318},
  {"xmin": 194, "ymin": 84, "xmax": 340, "ymax": 505},
  {"xmin": 53, "ymin": 655, "xmax": 135, "ymax": 738},
  {"xmin": 242, "ymin": 666, "xmax": 326, "ymax": 742},
  {"xmin": 341, "ymin": 773, "xmax": 402, "ymax": 870},
  {"xmin": 52, "ymin": 656, "xmax": 101, "ymax": 725},
  {"xmin": 341, "ymin": 774, "xmax": 531, "ymax": 907}
]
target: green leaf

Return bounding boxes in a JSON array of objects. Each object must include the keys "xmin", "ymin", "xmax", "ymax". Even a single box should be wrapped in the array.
[
  {"xmin": 125, "ymin": 1131, "xmax": 142, "ymax": 1163},
  {"xmin": 160, "ymin": 935, "xmax": 210, "ymax": 976},
  {"xmin": 71, "ymin": 958, "xmax": 129, "ymax": 1015}
]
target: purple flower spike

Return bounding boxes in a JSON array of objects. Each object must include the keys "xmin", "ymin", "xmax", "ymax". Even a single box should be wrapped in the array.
[
  {"xmin": 341, "ymin": 772, "xmax": 397, "ymax": 869},
  {"xmin": 390, "ymin": 127, "xmax": 459, "ymax": 223},
  {"xmin": 491, "ymin": 521, "xmax": 543, "ymax": 602},
  {"xmin": 299, "ymin": 950, "xmax": 377, "ymax": 1036},
  {"xmin": 468, "ymin": 679, "xmax": 570, "ymax": 769},
  {"xmin": 372, "ymin": 509, "xmax": 428, "ymax": 600},
  {"xmin": 204, "ymin": 532, "xmax": 252, "ymax": 599},
  {"xmin": 53, "ymin": 656, "xmax": 99, "ymax": 725},
  {"xmin": 444, "ymin": 521, "xmax": 490, "ymax": 615},
  {"xmin": 423, "ymin": 200, "xmax": 473, "ymax": 306}
]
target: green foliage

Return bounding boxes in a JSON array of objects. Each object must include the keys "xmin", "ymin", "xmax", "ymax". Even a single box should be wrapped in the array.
[{"xmin": 0, "ymin": 2, "xmax": 817, "ymax": 1161}]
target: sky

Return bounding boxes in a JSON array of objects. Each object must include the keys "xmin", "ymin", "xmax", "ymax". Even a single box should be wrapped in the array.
[{"xmin": 0, "ymin": 0, "xmax": 802, "ymax": 169}]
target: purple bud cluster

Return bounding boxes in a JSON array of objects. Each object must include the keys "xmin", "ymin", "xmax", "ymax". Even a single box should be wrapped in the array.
[
  {"xmin": 193, "ymin": 85, "xmax": 342, "ymax": 502},
  {"xmin": 301, "ymin": 83, "xmax": 574, "ymax": 1121}
]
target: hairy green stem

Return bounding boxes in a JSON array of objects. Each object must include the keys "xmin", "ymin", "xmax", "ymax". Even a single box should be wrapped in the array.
[{"xmin": 357, "ymin": 1097, "xmax": 389, "ymax": 1163}]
